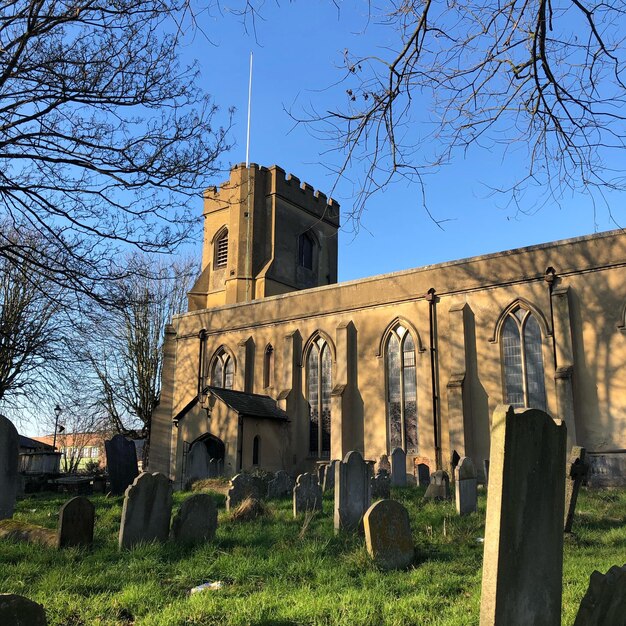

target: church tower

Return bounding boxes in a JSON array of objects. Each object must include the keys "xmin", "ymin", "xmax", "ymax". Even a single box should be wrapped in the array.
[{"xmin": 188, "ymin": 163, "xmax": 340, "ymax": 311}]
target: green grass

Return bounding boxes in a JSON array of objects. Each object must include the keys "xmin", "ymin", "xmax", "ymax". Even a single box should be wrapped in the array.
[{"xmin": 1, "ymin": 486, "xmax": 624, "ymax": 625}]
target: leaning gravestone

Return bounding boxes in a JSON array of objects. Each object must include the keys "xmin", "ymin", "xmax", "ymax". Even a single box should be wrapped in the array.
[
  {"xmin": 573, "ymin": 564, "xmax": 626, "ymax": 626},
  {"xmin": 119, "ymin": 472, "xmax": 172, "ymax": 549},
  {"xmin": 0, "ymin": 593, "xmax": 47, "ymax": 625},
  {"xmin": 0, "ymin": 415, "xmax": 19, "ymax": 520},
  {"xmin": 267, "ymin": 470, "xmax": 295, "ymax": 499},
  {"xmin": 450, "ymin": 450, "xmax": 461, "ymax": 477},
  {"xmin": 564, "ymin": 446, "xmax": 588, "ymax": 533},
  {"xmin": 479, "ymin": 405, "xmax": 566, "ymax": 626},
  {"xmin": 455, "ymin": 457, "xmax": 477, "ymax": 516},
  {"xmin": 390, "ymin": 448, "xmax": 407, "ymax": 487},
  {"xmin": 371, "ymin": 471, "xmax": 391, "ymax": 500},
  {"xmin": 57, "ymin": 496, "xmax": 95, "ymax": 548},
  {"xmin": 416, "ymin": 463, "xmax": 430, "ymax": 487},
  {"xmin": 363, "ymin": 499, "xmax": 414, "ymax": 570},
  {"xmin": 323, "ymin": 460, "xmax": 339, "ymax": 492},
  {"xmin": 423, "ymin": 470, "xmax": 451, "ymax": 501},
  {"xmin": 334, "ymin": 450, "xmax": 371, "ymax": 533},
  {"xmin": 186, "ymin": 441, "xmax": 210, "ymax": 483},
  {"xmin": 226, "ymin": 473, "xmax": 265, "ymax": 511},
  {"xmin": 293, "ymin": 473, "xmax": 322, "ymax": 516},
  {"xmin": 170, "ymin": 494, "xmax": 217, "ymax": 543},
  {"xmin": 105, "ymin": 434, "xmax": 138, "ymax": 495},
  {"xmin": 318, "ymin": 463, "xmax": 327, "ymax": 487}
]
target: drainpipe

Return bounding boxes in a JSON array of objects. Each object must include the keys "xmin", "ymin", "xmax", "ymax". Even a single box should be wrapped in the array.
[
  {"xmin": 426, "ymin": 288, "xmax": 441, "ymax": 470},
  {"xmin": 237, "ymin": 415, "xmax": 244, "ymax": 472},
  {"xmin": 197, "ymin": 329, "xmax": 207, "ymax": 398},
  {"xmin": 545, "ymin": 267, "xmax": 558, "ymax": 370}
]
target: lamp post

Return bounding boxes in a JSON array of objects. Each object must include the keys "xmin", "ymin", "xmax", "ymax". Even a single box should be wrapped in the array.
[{"xmin": 52, "ymin": 404, "xmax": 62, "ymax": 450}]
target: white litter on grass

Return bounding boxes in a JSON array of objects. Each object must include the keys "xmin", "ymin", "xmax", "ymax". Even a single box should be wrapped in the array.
[
  {"xmin": 475, "ymin": 537, "xmax": 484, "ymax": 543},
  {"xmin": 190, "ymin": 581, "xmax": 223, "ymax": 594}
]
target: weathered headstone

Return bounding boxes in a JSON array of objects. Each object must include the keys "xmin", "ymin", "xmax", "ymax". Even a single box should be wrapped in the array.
[
  {"xmin": 170, "ymin": 494, "xmax": 217, "ymax": 543},
  {"xmin": 376, "ymin": 454, "xmax": 391, "ymax": 475},
  {"xmin": 573, "ymin": 564, "xmax": 626, "ymax": 626},
  {"xmin": 363, "ymin": 499, "xmax": 414, "ymax": 570},
  {"xmin": 390, "ymin": 448, "xmax": 407, "ymax": 487},
  {"xmin": 293, "ymin": 472, "xmax": 322, "ymax": 516},
  {"xmin": 483, "ymin": 459, "xmax": 490, "ymax": 486},
  {"xmin": 479, "ymin": 405, "xmax": 566, "ymax": 626},
  {"xmin": 423, "ymin": 470, "xmax": 451, "ymax": 501},
  {"xmin": 371, "ymin": 471, "xmax": 391, "ymax": 500},
  {"xmin": 226, "ymin": 473, "xmax": 265, "ymax": 511},
  {"xmin": 450, "ymin": 449, "xmax": 461, "ymax": 477},
  {"xmin": 417, "ymin": 463, "xmax": 430, "ymax": 487},
  {"xmin": 0, "ymin": 415, "xmax": 19, "ymax": 520},
  {"xmin": 105, "ymin": 434, "xmax": 138, "ymax": 495},
  {"xmin": 334, "ymin": 450, "xmax": 371, "ymax": 533},
  {"xmin": 564, "ymin": 446, "xmax": 588, "ymax": 533},
  {"xmin": 119, "ymin": 472, "xmax": 173, "ymax": 549},
  {"xmin": 455, "ymin": 457, "xmax": 477, "ymax": 516},
  {"xmin": 323, "ymin": 460, "xmax": 339, "ymax": 492},
  {"xmin": 57, "ymin": 496, "xmax": 95, "ymax": 548},
  {"xmin": 208, "ymin": 457, "xmax": 223, "ymax": 478},
  {"xmin": 267, "ymin": 470, "xmax": 295, "ymax": 499},
  {"xmin": 186, "ymin": 441, "xmax": 210, "ymax": 483},
  {"xmin": 0, "ymin": 594, "xmax": 47, "ymax": 625},
  {"xmin": 317, "ymin": 463, "xmax": 328, "ymax": 487}
]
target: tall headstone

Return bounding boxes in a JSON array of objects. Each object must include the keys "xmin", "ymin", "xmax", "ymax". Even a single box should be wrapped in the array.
[
  {"xmin": 376, "ymin": 454, "xmax": 392, "ymax": 475},
  {"xmin": 226, "ymin": 473, "xmax": 265, "ymax": 511},
  {"xmin": 267, "ymin": 470, "xmax": 295, "ymax": 499},
  {"xmin": 450, "ymin": 449, "xmax": 461, "ymax": 477},
  {"xmin": 371, "ymin": 471, "xmax": 391, "ymax": 500},
  {"xmin": 170, "ymin": 494, "xmax": 217, "ymax": 543},
  {"xmin": 423, "ymin": 470, "xmax": 451, "ymax": 500},
  {"xmin": 390, "ymin": 448, "xmax": 407, "ymax": 487},
  {"xmin": 479, "ymin": 405, "xmax": 566, "ymax": 626},
  {"xmin": 57, "ymin": 496, "xmax": 95, "ymax": 548},
  {"xmin": 323, "ymin": 460, "xmax": 339, "ymax": 492},
  {"xmin": 334, "ymin": 450, "xmax": 371, "ymax": 533},
  {"xmin": 208, "ymin": 458, "xmax": 223, "ymax": 478},
  {"xmin": 363, "ymin": 499, "xmax": 414, "ymax": 570},
  {"xmin": 573, "ymin": 564, "xmax": 626, "ymax": 626},
  {"xmin": 0, "ymin": 415, "xmax": 19, "ymax": 520},
  {"xmin": 105, "ymin": 434, "xmax": 138, "ymax": 495},
  {"xmin": 293, "ymin": 473, "xmax": 322, "ymax": 516},
  {"xmin": 317, "ymin": 463, "xmax": 327, "ymax": 487},
  {"xmin": 564, "ymin": 446, "xmax": 588, "ymax": 533},
  {"xmin": 416, "ymin": 463, "xmax": 430, "ymax": 487},
  {"xmin": 455, "ymin": 457, "xmax": 477, "ymax": 516},
  {"xmin": 185, "ymin": 441, "xmax": 210, "ymax": 483},
  {"xmin": 119, "ymin": 472, "xmax": 172, "ymax": 549},
  {"xmin": 0, "ymin": 594, "xmax": 47, "ymax": 625}
]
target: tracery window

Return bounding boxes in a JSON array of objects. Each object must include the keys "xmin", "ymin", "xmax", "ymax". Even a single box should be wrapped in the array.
[
  {"xmin": 215, "ymin": 228, "xmax": 228, "ymax": 268},
  {"xmin": 385, "ymin": 324, "xmax": 418, "ymax": 453},
  {"xmin": 210, "ymin": 348, "xmax": 234, "ymax": 390},
  {"xmin": 306, "ymin": 336, "xmax": 331, "ymax": 458},
  {"xmin": 501, "ymin": 306, "xmax": 546, "ymax": 410}
]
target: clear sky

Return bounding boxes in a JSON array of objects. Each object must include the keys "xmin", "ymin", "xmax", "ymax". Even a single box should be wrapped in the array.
[{"xmin": 181, "ymin": 1, "xmax": 625, "ymax": 283}]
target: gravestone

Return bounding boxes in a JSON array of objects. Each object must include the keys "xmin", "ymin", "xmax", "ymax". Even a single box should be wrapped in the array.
[
  {"xmin": 267, "ymin": 470, "xmax": 295, "ymax": 499},
  {"xmin": 293, "ymin": 472, "xmax": 322, "ymax": 516},
  {"xmin": 226, "ymin": 473, "xmax": 265, "ymax": 511},
  {"xmin": 390, "ymin": 448, "xmax": 407, "ymax": 487},
  {"xmin": 573, "ymin": 564, "xmax": 626, "ymax": 626},
  {"xmin": 323, "ymin": 460, "xmax": 339, "ymax": 492},
  {"xmin": 119, "ymin": 472, "xmax": 173, "ymax": 549},
  {"xmin": 0, "ymin": 415, "xmax": 19, "ymax": 520},
  {"xmin": 564, "ymin": 446, "xmax": 588, "ymax": 533},
  {"xmin": 334, "ymin": 450, "xmax": 371, "ymax": 533},
  {"xmin": 363, "ymin": 499, "xmax": 414, "ymax": 570},
  {"xmin": 105, "ymin": 434, "xmax": 138, "ymax": 495},
  {"xmin": 0, "ymin": 594, "xmax": 47, "ymax": 625},
  {"xmin": 371, "ymin": 471, "xmax": 391, "ymax": 500},
  {"xmin": 454, "ymin": 457, "xmax": 477, "ymax": 516},
  {"xmin": 376, "ymin": 454, "xmax": 391, "ymax": 475},
  {"xmin": 170, "ymin": 494, "xmax": 217, "ymax": 543},
  {"xmin": 483, "ymin": 459, "xmax": 490, "ymax": 486},
  {"xmin": 423, "ymin": 470, "xmax": 451, "ymax": 501},
  {"xmin": 186, "ymin": 441, "xmax": 210, "ymax": 483},
  {"xmin": 417, "ymin": 463, "xmax": 430, "ymax": 487},
  {"xmin": 479, "ymin": 405, "xmax": 566, "ymax": 626},
  {"xmin": 318, "ymin": 463, "xmax": 328, "ymax": 487},
  {"xmin": 57, "ymin": 496, "xmax": 95, "ymax": 548},
  {"xmin": 450, "ymin": 449, "xmax": 461, "ymax": 477},
  {"xmin": 208, "ymin": 458, "xmax": 223, "ymax": 478}
]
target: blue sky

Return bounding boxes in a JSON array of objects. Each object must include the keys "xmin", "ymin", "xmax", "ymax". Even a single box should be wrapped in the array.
[{"xmin": 183, "ymin": 1, "xmax": 625, "ymax": 282}]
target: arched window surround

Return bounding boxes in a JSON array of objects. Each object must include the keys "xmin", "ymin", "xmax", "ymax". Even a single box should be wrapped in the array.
[
  {"xmin": 208, "ymin": 345, "xmax": 236, "ymax": 390},
  {"xmin": 490, "ymin": 298, "xmax": 551, "ymax": 344},
  {"xmin": 376, "ymin": 317, "xmax": 425, "ymax": 358},
  {"xmin": 263, "ymin": 344, "xmax": 274, "ymax": 389},
  {"xmin": 212, "ymin": 226, "xmax": 229, "ymax": 269}
]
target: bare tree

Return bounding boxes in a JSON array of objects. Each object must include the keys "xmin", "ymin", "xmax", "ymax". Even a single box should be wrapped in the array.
[{"xmin": 0, "ymin": 0, "xmax": 231, "ymax": 300}]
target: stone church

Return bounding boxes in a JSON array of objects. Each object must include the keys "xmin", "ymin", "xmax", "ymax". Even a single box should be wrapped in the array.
[{"xmin": 149, "ymin": 163, "xmax": 626, "ymax": 487}]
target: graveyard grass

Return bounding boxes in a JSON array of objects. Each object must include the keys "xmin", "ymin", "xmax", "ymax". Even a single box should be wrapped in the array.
[{"xmin": 1, "ymin": 486, "xmax": 625, "ymax": 626}]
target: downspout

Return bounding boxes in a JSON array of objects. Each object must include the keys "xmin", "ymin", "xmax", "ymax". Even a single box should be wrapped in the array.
[
  {"xmin": 545, "ymin": 267, "xmax": 558, "ymax": 370},
  {"xmin": 237, "ymin": 414, "xmax": 244, "ymax": 472},
  {"xmin": 197, "ymin": 328, "xmax": 207, "ymax": 398},
  {"xmin": 426, "ymin": 288, "xmax": 441, "ymax": 470}
]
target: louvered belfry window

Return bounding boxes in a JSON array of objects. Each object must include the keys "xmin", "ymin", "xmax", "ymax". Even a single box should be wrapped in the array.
[{"xmin": 215, "ymin": 229, "xmax": 228, "ymax": 267}]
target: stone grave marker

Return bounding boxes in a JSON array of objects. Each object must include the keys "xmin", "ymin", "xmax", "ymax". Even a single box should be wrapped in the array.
[
  {"xmin": 483, "ymin": 459, "xmax": 490, "ymax": 486},
  {"xmin": 334, "ymin": 450, "xmax": 371, "ymax": 533},
  {"xmin": 363, "ymin": 499, "xmax": 414, "ymax": 570},
  {"xmin": 450, "ymin": 449, "xmax": 461, "ymax": 478},
  {"xmin": 226, "ymin": 473, "xmax": 265, "ymax": 511},
  {"xmin": 170, "ymin": 494, "xmax": 217, "ymax": 543},
  {"xmin": 573, "ymin": 564, "xmax": 626, "ymax": 626},
  {"xmin": 57, "ymin": 496, "xmax": 95, "ymax": 548},
  {"xmin": 208, "ymin": 458, "xmax": 223, "ymax": 478},
  {"xmin": 479, "ymin": 405, "xmax": 566, "ymax": 626},
  {"xmin": 185, "ymin": 441, "xmax": 210, "ymax": 483},
  {"xmin": 455, "ymin": 457, "xmax": 477, "ymax": 516},
  {"xmin": 0, "ymin": 593, "xmax": 47, "ymax": 625},
  {"xmin": 371, "ymin": 471, "xmax": 391, "ymax": 500},
  {"xmin": 318, "ymin": 463, "xmax": 328, "ymax": 487},
  {"xmin": 267, "ymin": 470, "xmax": 295, "ymax": 499},
  {"xmin": 119, "ymin": 472, "xmax": 172, "ymax": 549},
  {"xmin": 564, "ymin": 446, "xmax": 588, "ymax": 533},
  {"xmin": 423, "ymin": 470, "xmax": 451, "ymax": 501},
  {"xmin": 293, "ymin": 472, "xmax": 322, "ymax": 516},
  {"xmin": 105, "ymin": 434, "xmax": 138, "ymax": 495},
  {"xmin": 323, "ymin": 460, "xmax": 339, "ymax": 492},
  {"xmin": 416, "ymin": 463, "xmax": 430, "ymax": 487},
  {"xmin": 376, "ymin": 454, "xmax": 391, "ymax": 475},
  {"xmin": 0, "ymin": 415, "xmax": 19, "ymax": 520},
  {"xmin": 390, "ymin": 448, "xmax": 407, "ymax": 487}
]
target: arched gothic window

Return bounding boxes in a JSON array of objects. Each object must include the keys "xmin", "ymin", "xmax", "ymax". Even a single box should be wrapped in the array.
[
  {"xmin": 210, "ymin": 348, "xmax": 234, "ymax": 390},
  {"xmin": 385, "ymin": 324, "xmax": 418, "ymax": 453},
  {"xmin": 501, "ymin": 306, "xmax": 546, "ymax": 410},
  {"xmin": 306, "ymin": 336, "xmax": 331, "ymax": 458},
  {"xmin": 263, "ymin": 344, "xmax": 274, "ymax": 388},
  {"xmin": 214, "ymin": 228, "xmax": 228, "ymax": 268},
  {"xmin": 252, "ymin": 435, "xmax": 260, "ymax": 466}
]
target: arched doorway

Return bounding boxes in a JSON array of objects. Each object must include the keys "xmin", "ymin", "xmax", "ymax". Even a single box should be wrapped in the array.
[{"xmin": 185, "ymin": 433, "xmax": 225, "ymax": 482}]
